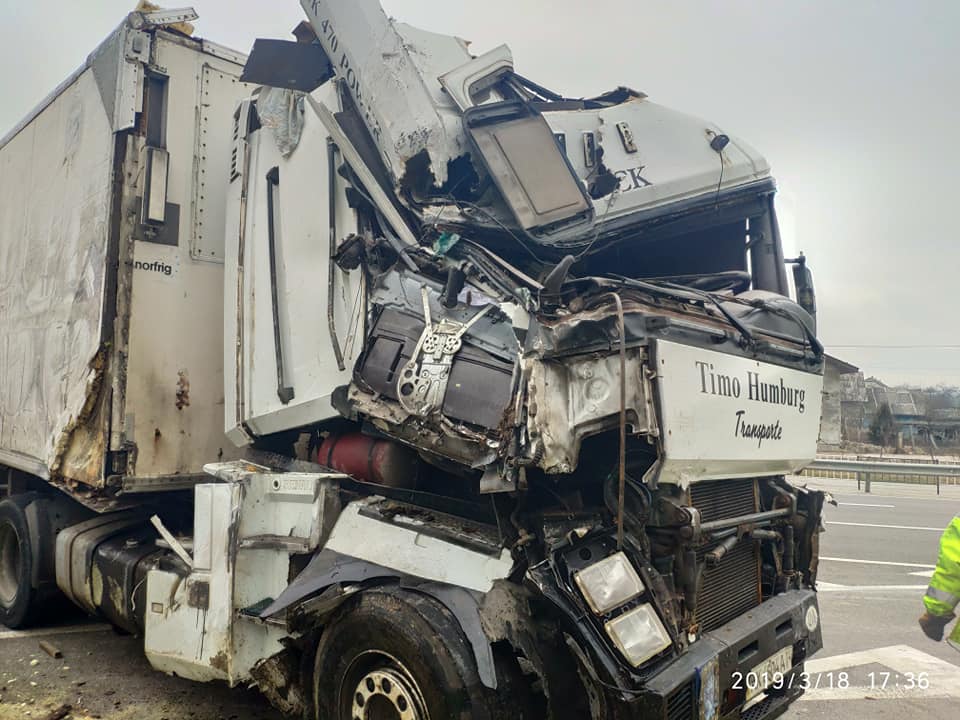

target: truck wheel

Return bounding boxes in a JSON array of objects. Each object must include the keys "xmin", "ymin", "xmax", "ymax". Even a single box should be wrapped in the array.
[
  {"xmin": 0, "ymin": 495, "xmax": 42, "ymax": 629},
  {"xmin": 313, "ymin": 589, "xmax": 515, "ymax": 720}
]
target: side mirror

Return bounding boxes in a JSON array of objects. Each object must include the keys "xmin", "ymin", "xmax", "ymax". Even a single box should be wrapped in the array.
[{"xmin": 786, "ymin": 253, "xmax": 817, "ymax": 331}]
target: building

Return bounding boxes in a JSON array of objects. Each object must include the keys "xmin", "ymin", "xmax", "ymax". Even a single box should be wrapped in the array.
[
  {"xmin": 839, "ymin": 371, "xmax": 869, "ymax": 443},
  {"xmin": 819, "ymin": 355, "xmax": 860, "ymax": 447},
  {"xmin": 926, "ymin": 408, "xmax": 960, "ymax": 447}
]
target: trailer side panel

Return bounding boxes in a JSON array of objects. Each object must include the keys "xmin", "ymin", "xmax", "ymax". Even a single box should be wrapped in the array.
[{"xmin": 0, "ymin": 67, "xmax": 115, "ymax": 481}]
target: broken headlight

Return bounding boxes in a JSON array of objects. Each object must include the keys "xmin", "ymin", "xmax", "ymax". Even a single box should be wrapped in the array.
[
  {"xmin": 574, "ymin": 552, "xmax": 645, "ymax": 614},
  {"xmin": 604, "ymin": 603, "xmax": 672, "ymax": 667}
]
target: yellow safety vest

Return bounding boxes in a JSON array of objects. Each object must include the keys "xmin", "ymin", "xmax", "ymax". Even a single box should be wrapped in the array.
[{"xmin": 924, "ymin": 515, "xmax": 960, "ymax": 648}]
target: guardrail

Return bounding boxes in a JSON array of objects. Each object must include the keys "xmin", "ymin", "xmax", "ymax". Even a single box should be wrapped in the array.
[
  {"xmin": 805, "ymin": 458, "xmax": 960, "ymax": 494},
  {"xmin": 816, "ymin": 453, "xmax": 960, "ymax": 465}
]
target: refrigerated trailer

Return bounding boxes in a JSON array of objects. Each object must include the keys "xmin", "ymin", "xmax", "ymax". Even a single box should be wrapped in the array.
[
  {"xmin": 0, "ymin": 6, "xmax": 250, "ymax": 494},
  {"xmin": 0, "ymin": 3, "xmax": 828, "ymax": 719}
]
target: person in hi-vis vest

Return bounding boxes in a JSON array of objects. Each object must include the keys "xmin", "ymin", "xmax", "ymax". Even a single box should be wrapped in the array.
[{"xmin": 919, "ymin": 515, "xmax": 960, "ymax": 650}]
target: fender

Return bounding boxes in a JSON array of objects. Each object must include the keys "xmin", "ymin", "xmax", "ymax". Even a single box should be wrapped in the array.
[{"xmin": 261, "ymin": 548, "xmax": 499, "ymax": 689}]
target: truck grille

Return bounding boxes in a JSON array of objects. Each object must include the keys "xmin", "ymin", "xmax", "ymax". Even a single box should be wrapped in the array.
[
  {"xmin": 691, "ymin": 478, "xmax": 761, "ymax": 632},
  {"xmin": 690, "ymin": 477, "xmax": 757, "ymax": 523},
  {"xmin": 666, "ymin": 683, "xmax": 694, "ymax": 720}
]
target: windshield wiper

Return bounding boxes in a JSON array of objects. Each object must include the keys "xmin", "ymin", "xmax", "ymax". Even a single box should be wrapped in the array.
[
  {"xmin": 743, "ymin": 296, "xmax": 824, "ymax": 357},
  {"xmin": 660, "ymin": 282, "xmax": 756, "ymax": 349},
  {"xmin": 609, "ymin": 275, "xmax": 756, "ymax": 348}
]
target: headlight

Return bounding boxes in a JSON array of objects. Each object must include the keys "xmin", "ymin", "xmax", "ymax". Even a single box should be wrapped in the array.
[
  {"xmin": 699, "ymin": 658, "xmax": 720, "ymax": 720},
  {"xmin": 604, "ymin": 603, "xmax": 672, "ymax": 667},
  {"xmin": 574, "ymin": 552, "xmax": 645, "ymax": 614}
]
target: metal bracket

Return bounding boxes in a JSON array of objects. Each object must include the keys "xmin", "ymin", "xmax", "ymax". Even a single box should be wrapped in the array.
[
  {"xmin": 616, "ymin": 121, "xmax": 637, "ymax": 154},
  {"xmin": 135, "ymin": 8, "xmax": 199, "ymax": 28},
  {"xmin": 396, "ymin": 287, "xmax": 493, "ymax": 417},
  {"xmin": 120, "ymin": 473, "xmax": 208, "ymax": 494},
  {"xmin": 124, "ymin": 30, "xmax": 152, "ymax": 63}
]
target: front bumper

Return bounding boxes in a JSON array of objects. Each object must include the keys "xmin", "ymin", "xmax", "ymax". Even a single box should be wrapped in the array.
[{"xmin": 625, "ymin": 589, "xmax": 821, "ymax": 719}]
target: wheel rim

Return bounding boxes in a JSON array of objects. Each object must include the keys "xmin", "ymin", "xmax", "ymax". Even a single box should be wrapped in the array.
[
  {"xmin": 348, "ymin": 654, "xmax": 429, "ymax": 720},
  {"xmin": 0, "ymin": 521, "xmax": 22, "ymax": 607}
]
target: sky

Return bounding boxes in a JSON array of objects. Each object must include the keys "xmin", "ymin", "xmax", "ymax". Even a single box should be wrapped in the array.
[{"xmin": 3, "ymin": 0, "xmax": 959, "ymax": 387}]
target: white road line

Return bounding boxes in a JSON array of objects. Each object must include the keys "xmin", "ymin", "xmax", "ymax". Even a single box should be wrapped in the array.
[
  {"xmin": 826, "ymin": 521, "xmax": 944, "ymax": 531},
  {"xmin": 810, "ymin": 490, "xmax": 957, "ymax": 503},
  {"xmin": 0, "ymin": 623, "xmax": 111, "ymax": 641},
  {"xmin": 909, "ymin": 570, "xmax": 936, "ymax": 578},
  {"xmin": 817, "ymin": 584, "xmax": 928, "ymax": 592},
  {"xmin": 820, "ymin": 556, "xmax": 936, "ymax": 569},
  {"xmin": 837, "ymin": 502, "xmax": 896, "ymax": 508},
  {"xmin": 816, "ymin": 581, "xmax": 848, "ymax": 590},
  {"xmin": 799, "ymin": 644, "xmax": 960, "ymax": 701}
]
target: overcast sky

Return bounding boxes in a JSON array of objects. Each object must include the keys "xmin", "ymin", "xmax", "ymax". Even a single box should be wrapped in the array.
[{"xmin": 3, "ymin": 1, "xmax": 959, "ymax": 387}]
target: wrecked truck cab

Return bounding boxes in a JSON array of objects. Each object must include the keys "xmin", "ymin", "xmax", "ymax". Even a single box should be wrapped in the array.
[
  {"xmin": 215, "ymin": 1, "xmax": 830, "ymax": 717},
  {"xmin": 0, "ymin": 2, "xmax": 827, "ymax": 719}
]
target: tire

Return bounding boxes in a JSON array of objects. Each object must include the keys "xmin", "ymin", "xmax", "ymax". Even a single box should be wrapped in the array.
[
  {"xmin": 0, "ymin": 495, "xmax": 43, "ymax": 629},
  {"xmin": 313, "ymin": 588, "xmax": 521, "ymax": 720}
]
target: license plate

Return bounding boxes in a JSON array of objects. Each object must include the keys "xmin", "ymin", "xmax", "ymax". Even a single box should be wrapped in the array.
[{"xmin": 745, "ymin": 646, "xmax": 793, "ymax": 702}]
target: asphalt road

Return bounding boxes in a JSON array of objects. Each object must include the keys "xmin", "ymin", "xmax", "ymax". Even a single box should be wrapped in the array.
[
  {"xmin": 783, "ymin": 476, "xmax": 960, "ymax": 719},
  {"xmin": 1, "ymin": 476, "xmax": 957, "ymax": 719}
]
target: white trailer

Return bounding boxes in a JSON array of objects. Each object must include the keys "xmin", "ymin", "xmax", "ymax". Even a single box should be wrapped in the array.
[
  {"xmin": 0, "ymin": 7, "xmax": 251, "ymax": 495},
  {"xmin": 1, "ymin": 4, "xmax": 829, "ymax": 720}
]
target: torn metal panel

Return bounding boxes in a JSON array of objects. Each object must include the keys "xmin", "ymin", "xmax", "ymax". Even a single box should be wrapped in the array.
[
  {"xmin": 109, "ymin": 134, "xmax": 141, "ymax": 458},
  {"xmin": 322, "ymin": 500, "xmax": 513, "ymax": 593},
  {"xmin": 301, "ymin": 0, "xmax": 474, "ymax": 186},
  {"xmin": 146, "ymin": 467, "xmax": 344, "ymax": 684},
  {"xmin": 439, "ymin": 44, "xmax": 514, "ymax": 112},
  {"xmin": 241, "ymin": 38, "xmax": 333, "ymax": 93},
  {"xmin": 132, "ymin": 7, "xmax": 199, "ymax": 33},
  {"xmin": 528, "ymin": 350, "xmax": 657, "ymax": 475},
  {"xmin": 0, "ymin": 66, "xmax": 115, "ymax": 483}
]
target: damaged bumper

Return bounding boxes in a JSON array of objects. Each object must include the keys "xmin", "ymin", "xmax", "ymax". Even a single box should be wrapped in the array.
[{"xmin": 632, "ymin": 589, "xmax": 821, "ymax": 719}]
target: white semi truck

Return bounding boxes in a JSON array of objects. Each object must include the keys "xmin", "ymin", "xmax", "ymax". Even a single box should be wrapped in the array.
[{"xmin": 0, "ymin": 3, "xmax": 828, "ymax": 719}]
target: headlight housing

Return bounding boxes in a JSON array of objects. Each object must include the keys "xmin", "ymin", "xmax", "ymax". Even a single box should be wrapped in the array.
[
  {"xmin": 604, "ymin": 603, "xmax": 672, "ymax": 667},
  {"xmin": 574, "ymin": 552, "xmax": 645, "ymax": 614}
]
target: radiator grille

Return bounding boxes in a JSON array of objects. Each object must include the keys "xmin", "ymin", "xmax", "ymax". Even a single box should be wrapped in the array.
[
  {"xmin": 696, "ymin": 539, "xmax": 760, "ymax": 631},
  {"xmin": 690, "ymin": 478, "xmax": 761, "ymax": 632},
  {"xmin": 690, "ymin": 477, "xmax": 757, "ymax": 523},
  {"xmin": 666, "ymin": 682, "xmax": 694, "ymax": 720}
]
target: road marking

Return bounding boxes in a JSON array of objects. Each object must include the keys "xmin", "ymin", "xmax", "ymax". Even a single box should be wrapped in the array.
[
  {"xmin": 806, "ymin": 488, "xmax": 960, "ymax": 503},
  {"xmin": 837, "ymin": 502, "xmax": 896, "ymax": 508},
  {"xmin": 909, "ymin": 570, "xmax": 936, "ymax": 578},
  {"xmin": 826, "ymin": 521, "xmax": 944, "ymax": 531},
  {"xmin": 820, "ymin": 556, "xmax": 936, "ymax": 569},
  {"xmin": 0, "ymin": 623, "xmax": 111, "ymax": 641},
  {"xmin": 817, "ymin": 584, "xmax": 928, "ymax": 592},
  {"xmin": 799, "ymin": 644, "xmax": 960, "ymax": 701}
]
